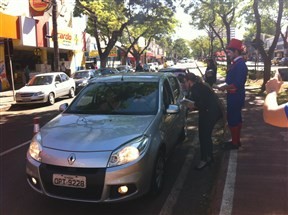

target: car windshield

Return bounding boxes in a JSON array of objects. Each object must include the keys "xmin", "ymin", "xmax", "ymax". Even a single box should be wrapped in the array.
[
  {"xmin": 66, "ymin": 81, "xmax": 159, "ymax": 115},
  {"xmin": 28, "ymin": 75, "xmax": 53, "ymax": 86},
  {"xmin": 73, "ymin": 71, "xmax": 90, "ymax": 79}
]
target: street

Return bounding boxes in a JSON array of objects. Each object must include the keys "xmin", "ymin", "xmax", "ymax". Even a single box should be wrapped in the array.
[{"xmin": 0, "ymin": 66, "xmax": 226, "ymax": 215}]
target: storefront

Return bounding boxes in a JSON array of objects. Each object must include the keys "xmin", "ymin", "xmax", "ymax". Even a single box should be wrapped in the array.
[{"xmin": 0, "ymin": 12, "xmax": 19, "ymax": 91}]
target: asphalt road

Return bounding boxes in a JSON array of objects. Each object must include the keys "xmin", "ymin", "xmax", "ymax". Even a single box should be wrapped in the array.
[{"xmin": 0, "ymin": 66, "xmax": 225, "ymax": 215}]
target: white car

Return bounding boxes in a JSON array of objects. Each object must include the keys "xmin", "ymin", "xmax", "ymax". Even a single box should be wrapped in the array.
[{"xmin": 16, "ymin": 72, "xmax": 75, "ymax": 105}]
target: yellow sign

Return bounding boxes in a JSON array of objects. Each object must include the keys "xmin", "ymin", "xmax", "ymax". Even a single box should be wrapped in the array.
[
  {"xmin": 89, "ymin": 50, "xmax": 99, "ymax": 57},
  {"xmin": 109, "ymin": 48, "xmax": 117, "ymax": 57}
]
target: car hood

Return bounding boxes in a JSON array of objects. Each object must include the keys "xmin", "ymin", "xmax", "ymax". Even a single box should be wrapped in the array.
[
  {"xmin": 40, "ymin": 114, "xmax": 155, "ymax": 151},
  {"xmin": 17, "ymin": 85, "xmax": 51, "ymax": 93}
]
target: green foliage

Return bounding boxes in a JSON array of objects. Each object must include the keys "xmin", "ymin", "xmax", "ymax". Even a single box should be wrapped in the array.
[{"xmin": 173, "ymin": 38, "xmax": 191, "ymax": 59}]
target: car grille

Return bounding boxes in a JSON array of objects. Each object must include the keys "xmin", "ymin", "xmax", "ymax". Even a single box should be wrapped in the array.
[
  {"xmin": 18, "ymin": 93, "xmax": 34, "ymax": 97},
  {"xmin": 39, "ymin": 164, "xmax": 105, "ymax": 201}
]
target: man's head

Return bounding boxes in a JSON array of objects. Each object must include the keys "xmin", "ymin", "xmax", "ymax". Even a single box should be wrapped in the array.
[
  {"xmin": 184, "ymin": 73, "xmax": 201, "ymax": 88},
  {"xmin": 226, "ymin": 39, "xmax": 243, "ymax": 60}
]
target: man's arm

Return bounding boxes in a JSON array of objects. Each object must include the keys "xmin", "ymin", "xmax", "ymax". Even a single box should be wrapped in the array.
[{"xmin": 263, "ymin": 78, "xmax": 288, "ymax": 128}]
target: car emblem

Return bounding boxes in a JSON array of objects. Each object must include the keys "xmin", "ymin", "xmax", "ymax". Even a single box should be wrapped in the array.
[{"xmin": 67, "ymin": 153, "xmax": 76, "ymax": 165}]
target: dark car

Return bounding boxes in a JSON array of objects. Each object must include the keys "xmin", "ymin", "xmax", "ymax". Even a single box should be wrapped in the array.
[
  {"xmin": 158, "ymin": 67, "xmax": 189, "ymax": 77},
  {"xmin": 72, "ymin": 70, "xmax": 97, "ymax": 94},
  {"xmin": 95, "ymin": 67, "xmax": 120, "ymax": 76},
  {"xmin": 279, "ymin": 57, "xmax": 288, "ymax": 66},
  {"xmin": 271, "ymin": 57, "xmax": 282, "ymax": 65},
  {"xmin": 116, "ymin": 65, "xmax": 133, "ymax": 73}
]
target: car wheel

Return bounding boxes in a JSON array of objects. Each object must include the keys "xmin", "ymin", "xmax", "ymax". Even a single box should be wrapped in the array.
[
  {"xmin": 150, "ymin": 148, "xmax": 165, "ymax": 196},
  {"xmin": 69, "ymin": 87, "xmax": 75, "ymax": 98},
  {"xmin": 47, "ymin": 93, "xmax": 55, "ymax": 105}
]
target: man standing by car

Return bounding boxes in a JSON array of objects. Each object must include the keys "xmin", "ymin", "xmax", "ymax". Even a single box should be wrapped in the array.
[{"xmin": 183, "ymin": 73, "xmax": 223, "ymax": 170}]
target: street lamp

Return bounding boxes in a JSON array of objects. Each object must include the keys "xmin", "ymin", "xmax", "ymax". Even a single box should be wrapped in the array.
[{"xmin": 42, "ymin": 0, "xmax": 59, "ymax": 72}]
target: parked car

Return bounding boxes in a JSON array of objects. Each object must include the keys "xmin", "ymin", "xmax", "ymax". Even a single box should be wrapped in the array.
[
  {"xmin": 95, "ymin": 67, "xmax": 120, "ymax": 76},
  {"xmin": 26, "ymin": 72, "xmax": 187, "ymax": 203},
  {"xmin": 72, "ymin": 69, "xmax": 97, "ymax": 94},
  {"xmin": 16, "ymin": 72, "xmax": 75, "ymax": 105},
  {"xmin": 158, "ymin": 67, "xmax": 189, "ymax": 78},
  {"xmin": 147, "ymin": 63, "xmax": 157, "ymax": 72},
  {"xmin": 116, "ymin": 65, "xmax": 134, "ymax": 73},
  {"xmin": 279, "ymin": 57, "xmax": 288, "ymax": 66},
  {"xmin": 271, "ymin": 57, "xmax": 282, "ymax": 65}
]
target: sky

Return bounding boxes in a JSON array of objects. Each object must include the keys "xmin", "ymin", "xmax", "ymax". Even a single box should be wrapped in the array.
[{"xmin": 174, "ymin": 4, "xmax": 245, "ymax": 41}]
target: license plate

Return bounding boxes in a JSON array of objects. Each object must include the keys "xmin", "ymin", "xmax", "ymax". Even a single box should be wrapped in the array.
[
  {"xmin": 22, "ymin": 98, "xmax": 31, "ymax": 101},
  {"xmin": 52, "ymin": 174, "xmax": 86, "ymax": 188}
]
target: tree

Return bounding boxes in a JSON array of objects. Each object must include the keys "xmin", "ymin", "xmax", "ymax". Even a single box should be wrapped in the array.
[
  {"xmin": 116, "ymin": 5, "xmax": 177, "ymax": 65},
  {"xmin": 74, "ymin": 0, "xmax": 175, "ymax": 68},
  {"xmin": 241, "ymin": 0, "xmax": 285, "ymax": 90},
  {"xmin": 183, "ymin": 0, "xmax": 241, "ymax": 64},
  {"xmin": 172, "ymin": 38, "xmax": 191, "ymax": 60}
]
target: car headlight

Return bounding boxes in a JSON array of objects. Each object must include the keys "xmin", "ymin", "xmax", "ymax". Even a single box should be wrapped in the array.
[
  {"xmin": 34, "ymin": 91, "xmax": 44, "ymax": 96},
  {"xmin": 108, "ymin": 136, "xmax": 149, "ymax": 167},
  {"xmin": 28, "ymin": 133, "xmax": 42, "ymax": 162}
]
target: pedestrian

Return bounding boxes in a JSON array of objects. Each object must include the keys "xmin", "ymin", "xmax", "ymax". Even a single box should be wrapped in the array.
[
  {"xmin": 183, "ymin": 73, "xmax": 223, "ymax": 170},
  {"xmin": 60, "ymin": 62, "xmax": 67, "ymax": 73},
  {"xmin": 263, "ymin": 76, "xmax": 288, "ymax": 128},
  {"xmin": 204, "ymin": 58, "xmax": 217, "ymax": 87},
  {"xmin": 218, "ymin": 39, "xmax": 248, "ymax": 150},
  {"xmin": 24, "ymin": 65, "xmax": 30, "ymax": 83}
]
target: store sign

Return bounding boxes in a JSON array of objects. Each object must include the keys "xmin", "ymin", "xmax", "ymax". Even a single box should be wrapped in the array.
[{"xmin": 29, "ymin": 0, "xmax": 50, "ymax": 12}]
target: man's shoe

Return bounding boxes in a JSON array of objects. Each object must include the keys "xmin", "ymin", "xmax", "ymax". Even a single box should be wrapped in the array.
[
  {"xmin": 224, "ymin": 142, "xmax": 239, "ymax": 150},
  {"xmin": 194, "ymin": 160, "xmax": 210, "ymax": 170}
]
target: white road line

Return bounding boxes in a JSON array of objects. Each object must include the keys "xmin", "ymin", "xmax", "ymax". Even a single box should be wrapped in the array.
[
  {"xmin": 0, "ymin": 140, "xmax": 30, "ymax": 157},
  {"xmin": 159, "ymin": 136, "xmax": 198, "ymax": 215},
  {"xmin": 219, "ymin": 150, "xmax": 238, "ymax": 215}
]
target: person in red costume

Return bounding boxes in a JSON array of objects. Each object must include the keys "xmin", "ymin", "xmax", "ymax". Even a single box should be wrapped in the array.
[{"xmin": 218, "ymin": 39, "xmax": 248, "ymax": 150}]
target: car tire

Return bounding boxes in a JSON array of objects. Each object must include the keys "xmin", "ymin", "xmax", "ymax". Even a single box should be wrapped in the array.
[
  {"xmin": 150, "ymin": 148, "xmax": 166, "ymax": 197},
  {"xmin": 47, "ymin": 93, "xmax": 55, "ymax": 105},
  {"xmin": 69, "ymin": 87, "xmax": 75, "ymax": 98}
]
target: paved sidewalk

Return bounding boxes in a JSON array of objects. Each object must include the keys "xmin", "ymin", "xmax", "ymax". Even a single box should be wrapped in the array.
[
  {"xmin": 0, "ymin": 90, "xmax": 16, "ymax": 111},
  {"xmin": 211, "ymin": 86, "xmax": 288, "ymax": 215}
]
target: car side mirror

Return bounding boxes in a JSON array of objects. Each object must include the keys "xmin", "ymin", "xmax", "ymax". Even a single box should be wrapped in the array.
[
  {"xmin": 55, "ymin": 81, "xmax": 60, "ymax": 85},
  {"xmin": 59, "ymin": 103, "xmax": 68, "ymax": 112},
  {"xmin": 166, "ymin": 104, "xmax": 179, "ymax": 114}
]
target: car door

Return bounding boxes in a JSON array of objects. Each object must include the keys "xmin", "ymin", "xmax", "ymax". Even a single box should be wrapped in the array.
[
  {"xmin": 54, "ymin": 74, "xmax": 65, "ymax": 97},
  {"xmin": 60, "ymin": 73, "xmax": 71, "ymax": 95},
  {"xmin": 162, "ymin": 79, "xmax": 179, "ymax": 153}
]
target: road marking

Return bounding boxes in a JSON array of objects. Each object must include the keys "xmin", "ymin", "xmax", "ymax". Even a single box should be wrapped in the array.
[
  {"xmin": 219, "ymin": 150, "xmax": 238, "ymax": 215},
  {"xmin": 0, "ymin": 140, "xmax": 30, "ymax": 157},
  {"xmin": 159, "ymin": 135, "xmax": 198, "ymax": 215}
]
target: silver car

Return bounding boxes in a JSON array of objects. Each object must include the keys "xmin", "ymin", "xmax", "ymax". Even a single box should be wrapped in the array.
[
  {"xmin": 26, "ymin": 72, "xmax": 187, "ymax": 202},
  {"xmin": 16, "ymin": 72, "xmax": 75, "ymax": 105}
]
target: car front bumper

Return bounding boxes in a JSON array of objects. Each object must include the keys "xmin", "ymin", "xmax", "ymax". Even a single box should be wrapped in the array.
[{"xmin": 26, "ymin": 150, "xmax": 153, "ymax": 203}]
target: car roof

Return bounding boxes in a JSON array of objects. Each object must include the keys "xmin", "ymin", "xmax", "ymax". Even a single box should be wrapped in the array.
[
  {"xmin": 89, "ymin": 72, "xmax": 174, "ymax": 83},
  {"xmin": 158, "ymin": 67, "xmax": 187, "ymax": 72},
  {"xmin": 34, "ymin": 72, "xmax": 66, "ymax": 76}
]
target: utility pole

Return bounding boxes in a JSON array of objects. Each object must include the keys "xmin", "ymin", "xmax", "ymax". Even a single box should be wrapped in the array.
[{"xmin": 52, "ymin": 0, "xmax": 59, "ymax": 72}]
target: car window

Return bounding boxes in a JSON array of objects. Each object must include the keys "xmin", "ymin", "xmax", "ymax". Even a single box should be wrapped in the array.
[
  {"xmin": 28, "ymin": 75, "xmax": 53, "ymax": 86},
  {"xmin": 168, "ymin": 76, "xmax": 181, "ymax": 100},
  {"xmin": 67, "ymin": 81, "xmax": 159, "ymax": 115},
  {"xmin": 55, "ymin": 75, "xmax": 62, "ymax": 83},
  {"xmin": 163, "ymin": 79, "xmax": 174, "ymax": 108},
  {"xmin": 60, "ymin": 73, "xmax": 69, "ymax": 82}
]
